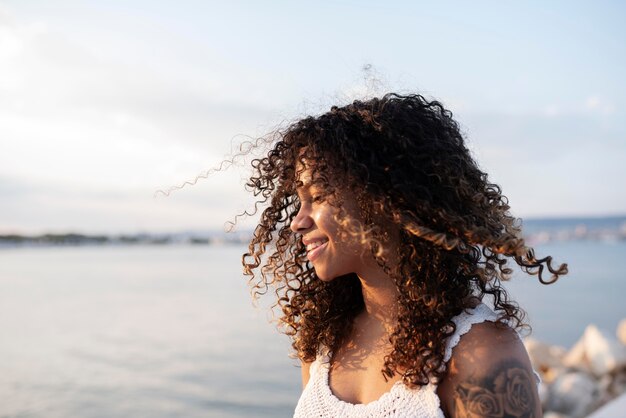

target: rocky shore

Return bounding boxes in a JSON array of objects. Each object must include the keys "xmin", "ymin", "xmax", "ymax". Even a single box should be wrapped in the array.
[{"xmin": 525, "ymin": 320, "xmax": 626, "ymax": 418}]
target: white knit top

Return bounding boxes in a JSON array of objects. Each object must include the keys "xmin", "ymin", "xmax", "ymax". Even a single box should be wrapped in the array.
[{"xmin": 293, "ymin": 303, "xmax": 518, "ymax": 418}]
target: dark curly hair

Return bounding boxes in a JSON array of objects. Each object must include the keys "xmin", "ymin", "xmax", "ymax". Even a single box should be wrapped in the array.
[{"xmin": 242, "ymin": 93, "xmax": 567, "ymax": 388}]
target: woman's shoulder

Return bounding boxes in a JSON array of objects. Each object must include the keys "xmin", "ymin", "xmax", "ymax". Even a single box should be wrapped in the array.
[{"xmin": 437, "ymin": 317, "xmax": 541, "ymax": 417}]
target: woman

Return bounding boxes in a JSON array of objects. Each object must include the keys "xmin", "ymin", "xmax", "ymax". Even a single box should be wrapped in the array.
[{"xmin": 242, "ymin": 93, "xmax": 567, "ymax": 417}]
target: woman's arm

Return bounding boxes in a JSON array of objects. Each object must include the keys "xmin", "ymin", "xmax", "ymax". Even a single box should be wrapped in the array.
[
  {"xmin": 437, "ymin": 322, "xmax": 541, "ymax": 418},
  {"xmin": 301, "ymin": 360, "xmax": 312, "ymax": 389}
]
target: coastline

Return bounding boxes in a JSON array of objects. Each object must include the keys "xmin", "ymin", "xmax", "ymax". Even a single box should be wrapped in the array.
[{"xmin": 2, "ymin": 215, "xmax": 625, "ymax": 248}]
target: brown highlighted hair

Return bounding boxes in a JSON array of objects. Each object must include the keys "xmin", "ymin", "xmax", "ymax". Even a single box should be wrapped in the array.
[{"xmin": 242, "ymin": 93, "xmax": 567, "ymax": 387}]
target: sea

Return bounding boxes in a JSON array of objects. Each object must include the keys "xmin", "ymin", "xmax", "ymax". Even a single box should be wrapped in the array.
[{"xmin": 1, "ymin": 217, "xmax": 625, "ymax": 417}]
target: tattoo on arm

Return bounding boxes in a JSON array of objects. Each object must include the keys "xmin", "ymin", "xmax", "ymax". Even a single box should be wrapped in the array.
[{"xmin": 452, "ymin": 360, "xmax": 540, "ymax": 418}]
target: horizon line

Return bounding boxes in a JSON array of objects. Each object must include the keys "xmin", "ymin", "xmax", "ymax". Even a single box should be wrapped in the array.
[{"xmin": 1, "ymin": 213, "xmax": 625, "ymax": 237}]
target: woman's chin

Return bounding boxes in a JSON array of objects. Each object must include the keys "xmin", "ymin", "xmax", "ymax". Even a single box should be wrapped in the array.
[{"xmin": 313, "ymin": 268, "xmax": 336, "ymax": 282}]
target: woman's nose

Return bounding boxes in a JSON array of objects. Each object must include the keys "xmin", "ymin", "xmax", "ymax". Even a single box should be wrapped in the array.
[{"xmin": 291, "ymin": 206, "xmax": 313, "ymax": 233}]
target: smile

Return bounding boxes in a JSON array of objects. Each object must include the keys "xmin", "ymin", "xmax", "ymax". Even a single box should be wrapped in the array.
[{"xmin": 306, "ymin": 239, "xmax": 329, "ymax": 262}]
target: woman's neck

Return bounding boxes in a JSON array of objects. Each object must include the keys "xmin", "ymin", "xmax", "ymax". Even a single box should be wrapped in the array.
[{"xmin": 356, "ymin": 263, "xmax": 399, "ymax": 329}]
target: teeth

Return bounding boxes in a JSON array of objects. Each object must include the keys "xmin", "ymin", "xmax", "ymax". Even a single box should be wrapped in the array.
[{"xmin": 306, "ymin": 240, "xmax": 328, "ymax": 252}]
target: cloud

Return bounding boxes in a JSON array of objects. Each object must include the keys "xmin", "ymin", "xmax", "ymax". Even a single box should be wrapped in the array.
[
  {"xmin": 584, "ymin": 96, "xmax": 615, "ymax": 115},
  {"xmin": 0, "ymin": 172, "xmax": 258, "ymax": 234},
  {"xmin": 1, "ymin": 3, "xmax": 625, "ymax": 232},
  {"xmin": 537, "ymin": 96, "xmax": 616, "ymax": 119},
  {"xmin": 0, "ymin": 7, "xmax": 279, "ymax": 232}
]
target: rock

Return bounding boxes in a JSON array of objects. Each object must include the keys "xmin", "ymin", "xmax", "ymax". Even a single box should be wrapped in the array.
[
  {"xmin": 614, "ymin": 371, "xmax": 626, "ymax": 395},
  {"xmin": 584, "ymin": 325, "xmax": 626, "ymax": 376},
  {"xmin": 548, "ymin": 371, "xmax": 600, "ymax": 418},
  {"xmin": 618, "ymin": 319, "xmax": 626, "ymax": 346},
  {"xmin": 563, "ymin": 334, "xmax": 592, "ymax": 373},
  {"xmin": 543, "ymin": 413, "xmax": 567, "ymax": 418},
  {"xmin": 525, "ymin": 338, "xmax": 566, "ymax": 376},
  {"xmin": 598, "ymin": 374, "xmax": 613, "ymax": 394},
  {"xmin": 598, "ymin": 374, "xmax": 616, "ymax": 405},
  {"xmin": 543, "ymin": 366, "xmax": 568, "ymax": 384},
  {"xmin": 563, "ymin": 325, "xmax": 626, "ymax": 376},
  {"xmin": 586, "ymin": 392, "xmax": 626, "ymax": 418},
  {"xmin": 543, "ymin": 413, "xmax": 568, "ymax": 418}
]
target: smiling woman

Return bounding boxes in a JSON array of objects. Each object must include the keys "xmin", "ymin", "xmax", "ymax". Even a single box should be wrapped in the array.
[
  {"xmin": 241, "ymin": 93, "xmax": 568, "ymax": 417},
  {"xmin": 291, "ymin": 167, "xmax": 379, "ymax": 281}
]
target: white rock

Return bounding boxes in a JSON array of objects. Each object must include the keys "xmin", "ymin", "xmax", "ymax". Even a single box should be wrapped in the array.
[
  {"xmin": 584, "ymin": 325, "xmax": 626, "ymax": 376},
  {"xmin": 617, "ymin": 319, "xmax": 626, "ymax": 346},
  {"xmin": 548, "ymin": 371, "xmax": 600, "ymax": 418},
  {"xmin": 563, "ymin": 334, "xmax": 592, "ymax": 373},
  {"xmin": 563, "ymin": 325, "xmax": 626, "ymax": 376},
  {"xmin": 525, "ymin": 337, "xmax": 567, "ymax": 373}
]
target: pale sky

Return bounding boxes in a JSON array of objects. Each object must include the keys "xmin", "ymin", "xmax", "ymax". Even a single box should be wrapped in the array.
[{"xmin": 1, "ymin": 0, "xmax": 625, "ymax": 234}]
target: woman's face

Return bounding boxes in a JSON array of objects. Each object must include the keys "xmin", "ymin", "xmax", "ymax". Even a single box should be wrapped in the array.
[{"xmin": 290, "ymin": 167, "xmax": 374, "ymax": 281}]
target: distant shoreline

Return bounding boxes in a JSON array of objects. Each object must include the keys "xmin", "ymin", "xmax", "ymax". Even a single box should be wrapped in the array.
[
  {"xmin": 2, "ymin": 216, "xmax": 625, "ymax": 248},
  {"xmin": 0, "ymin": 231, "xmax": 252, "ymax": 247}
]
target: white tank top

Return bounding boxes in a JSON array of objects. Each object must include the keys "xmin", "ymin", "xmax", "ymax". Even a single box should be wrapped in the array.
[{"xmin": 293, "ymin": 303, "xmax": 533, "ymax": 418}]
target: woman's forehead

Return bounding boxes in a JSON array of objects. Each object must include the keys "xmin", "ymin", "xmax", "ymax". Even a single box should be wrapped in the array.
[{"xmin": 293, "ymin": 154, "xmax": 342, "ymax": 192}]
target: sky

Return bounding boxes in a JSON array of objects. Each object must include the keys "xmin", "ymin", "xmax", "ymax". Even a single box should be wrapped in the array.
[{"xmin": 1, "ymin": 0, "xmax": 625, "ymax": 234}]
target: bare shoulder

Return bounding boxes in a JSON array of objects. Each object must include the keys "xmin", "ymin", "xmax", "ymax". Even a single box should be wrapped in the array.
[
  {"xmin": 437, "ymin": 321, "xmax": 541, "ymax": 418},
  {"xmin": 301, "ymin": 360, "xmax": 313, "ymax": 389}
]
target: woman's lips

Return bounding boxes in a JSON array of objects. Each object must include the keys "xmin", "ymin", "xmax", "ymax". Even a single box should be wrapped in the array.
[{"xmin": 306, "ymin": 241, "xmax": 328, "ymax": 262}]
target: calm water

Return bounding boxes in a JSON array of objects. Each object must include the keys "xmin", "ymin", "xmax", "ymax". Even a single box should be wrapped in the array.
[
  {"xmin": 0, "ymin": 240, "xmax": 625, "ymax": 417},
  {"xmin": 504, "ymin": 240, "xmax": 626, "ymax": 347},
  {"xmin": 0, "ymin": 246, "xmax": 300, "ymax": 418}
]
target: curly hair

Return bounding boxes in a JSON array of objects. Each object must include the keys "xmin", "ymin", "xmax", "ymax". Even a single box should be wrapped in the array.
[{"xmin": 242, "ymin": 93, "xmax": 567, "ymax": 388}]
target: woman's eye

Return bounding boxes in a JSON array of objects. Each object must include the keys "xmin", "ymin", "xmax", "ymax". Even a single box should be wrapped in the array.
[{"xmin": 311, "ymin": 195, "xmax": 324, "ymax": 203}]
